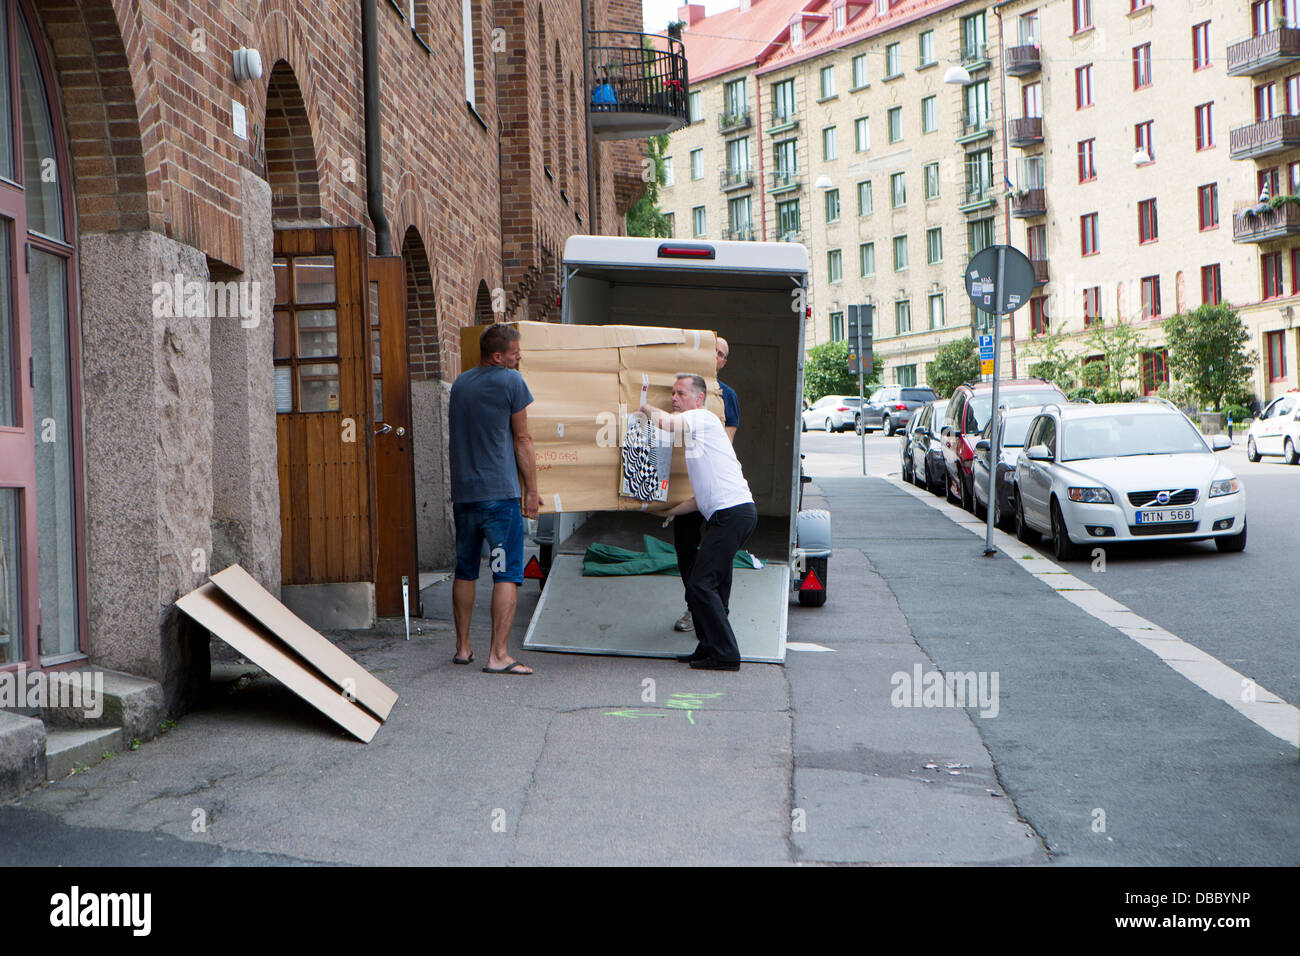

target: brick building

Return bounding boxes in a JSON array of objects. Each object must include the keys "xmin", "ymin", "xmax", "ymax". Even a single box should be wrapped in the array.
[{"xmin": 0, "ymin": 0, "xmax": 666, "ymax": 715}]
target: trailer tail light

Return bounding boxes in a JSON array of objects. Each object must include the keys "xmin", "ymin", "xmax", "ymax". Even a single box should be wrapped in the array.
[
  {"xmin": 800, "ymin": 566, "xmax": 824, "ymax": 592},
  {"xmin": 524, "ymin": 556, "xmax": 544, "ymax": 579},
  {"xmin": 657, "ymin": 242, "xmax": 715, "ymax": 260}
]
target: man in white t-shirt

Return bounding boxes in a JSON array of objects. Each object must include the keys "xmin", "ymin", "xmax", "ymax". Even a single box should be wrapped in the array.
[{"xmin": 640, "ymin": 373, "xmax": 757, "ymax": 670}]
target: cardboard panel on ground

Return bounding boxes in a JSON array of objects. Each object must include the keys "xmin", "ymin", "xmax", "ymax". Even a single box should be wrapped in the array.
[{"xmin": 523, "ymin": 555, "xmax": 788, "ymax": 663}]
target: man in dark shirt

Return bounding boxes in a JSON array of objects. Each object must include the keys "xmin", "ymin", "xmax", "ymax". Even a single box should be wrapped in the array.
[
  {"xmin": 448, "ymin": 324, "xmax": 541, "ymax": 675},
  {"xmin": 673, "ymin": 335, "xmax": 739, "ymax": 633}
]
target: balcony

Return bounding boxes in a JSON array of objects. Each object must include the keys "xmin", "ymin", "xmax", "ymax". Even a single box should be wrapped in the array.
[
  {"xmin": 958, "ymin": 183, "xmax": 997, "ymax": 213},
  {"xmin": 1226, "ymin": 27, "xmax": 1300, "ymax": 76},
  {"xmin": 1031, "ymin": 259, "xmax": 1049, "ymax": 285},
  {"xmin": 1005, "ymin": 44, "xmax": 1041, "ymax": 76},
  {"xmin": 1008, "ymin": 116, "xmax": 1043, "ymax": 147},
  {"xmin": 767, "ymin": 109, "xmax": 800, "ymax": 134},
  {"xmin": 1010, "ymin": 188, "xmax": 1046, "ymax": 218},
  {"xmin": 1232, "ymin": 202, "xmax": 1300, "ymax": 242},
  {"xmin": 718, "ymin": 110, "xmax": 751, "ymax": 133},
  {"xmin": 768, "ymin": 170, "xmax": 803, "ymax": 194},
  {"xmin": 719, "ymin": 166, "xmax": 754, "ymax": 191},
  {"xmin": 721, "ymin": 225, "xmax": 755, "ymax": 241},
  {"xmin": 961, "ymin": 42, "xmax": 991, "ymax": 72},
  {"xmin": 775, "ymin": 230, "xmax": 805, "ymax": 243},
  {"xmin": 956, "ymin": 116, "xmax": 994, "ymax": 144},
  {"xmin": 588, "ymin": 30, "xmax": 689, "ymax": 141},
  {"xmin": 1228, "ymin": 115, "xmax": 1300, "ymax": 159}
]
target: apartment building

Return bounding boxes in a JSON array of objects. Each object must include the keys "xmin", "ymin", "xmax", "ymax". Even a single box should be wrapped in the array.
[{"xmin": 663, "ymin": 0, "xmax": 1300, "ymax": 400}]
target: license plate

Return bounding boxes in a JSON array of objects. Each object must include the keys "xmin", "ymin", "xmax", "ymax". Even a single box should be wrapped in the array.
[{"xmin": 1135, "ymin": 508, "xmax": 1194, "ymax": 524}]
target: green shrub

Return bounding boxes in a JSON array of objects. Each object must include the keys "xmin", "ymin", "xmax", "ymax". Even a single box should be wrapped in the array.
[
  {"xmin": 1224, "ymin": 404, "xmax": 1251, "ymax": 423},
  {"xmin": 1067, "ymin": 387, "xmax": 1098, "ymax": 403}
]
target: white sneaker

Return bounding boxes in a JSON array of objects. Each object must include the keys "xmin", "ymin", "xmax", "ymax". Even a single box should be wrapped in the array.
[{"xmin": 674, "ymin": 608, "xmax": 694, "ymax": 632}]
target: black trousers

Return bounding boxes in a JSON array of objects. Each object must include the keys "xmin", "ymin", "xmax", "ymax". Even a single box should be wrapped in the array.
[{"xmin": 679, "ymin": 503, "xmax": 757, "ymax": 663}]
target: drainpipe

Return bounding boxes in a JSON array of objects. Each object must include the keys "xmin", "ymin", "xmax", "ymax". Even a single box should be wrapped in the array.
[
  {"xmin": 755, "ymin": 64, "xmax": 766, "ymax": 240},
  {"xmin": 994, "ymin": 2, "xmax": 1016, "ymax": 376},
  {"xmin": 582, "ymin": 0, "xmax": 597, "ymax": 232},
  {"xmin": 362, "ymin": 0, "xmax": 392, "ymax": 255}
]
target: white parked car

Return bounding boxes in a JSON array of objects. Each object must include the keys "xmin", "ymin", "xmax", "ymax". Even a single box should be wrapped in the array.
[
  {"xmin": 1245, "ymin": 392, "xmax": 1300, "ymax": 464},
  {"xmin": 1012, "ymin": 402, "xmax": 1245, "ymax": 561},
  {"xmin": 802, "ymin": 395, "xmax": 860, "ymax": 433}
]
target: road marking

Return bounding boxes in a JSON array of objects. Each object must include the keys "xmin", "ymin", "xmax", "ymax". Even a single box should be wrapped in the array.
[
  {"xmin": 786, "ymin": 641, "xmax": 836, "ymax": 652},
  {"xmin": 881, "ymin": 474, "xmax": 1300, "ymax": 748}
]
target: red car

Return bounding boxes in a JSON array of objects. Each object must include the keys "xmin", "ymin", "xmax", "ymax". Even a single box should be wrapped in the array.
[{"xmin": 941, "ymin": 379, "xmax": 1067, "ymax": 512}]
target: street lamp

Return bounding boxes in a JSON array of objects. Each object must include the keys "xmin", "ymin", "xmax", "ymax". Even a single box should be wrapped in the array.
[
  {"xmin": 814, "ymin": 174, "xmax": 834, "ymax": 189},
  {"xmin": 943, "ymin": 64, "xmax": 972, "ymax": 85}
]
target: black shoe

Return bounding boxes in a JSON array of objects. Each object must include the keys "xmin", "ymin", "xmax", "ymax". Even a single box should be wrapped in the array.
[
  {"xmin": 689, "ymin": 656, "xmax": 740, "ymax": 671},
  {"xmin": 676, "ymin": 647, "xmax": 707, "ymax": 663}
]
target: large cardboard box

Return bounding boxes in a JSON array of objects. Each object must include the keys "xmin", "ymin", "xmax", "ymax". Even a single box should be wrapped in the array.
[{"xmin": 460, "ymin": 322, "xmax": 726, "ymax": 514}]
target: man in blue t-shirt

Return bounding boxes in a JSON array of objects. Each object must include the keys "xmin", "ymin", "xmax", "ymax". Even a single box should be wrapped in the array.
[
  {"xmin": 448, "ymin": 324, "xmax": 541, "ymax": 675},
  {"xmin": 673, "ymin": 335, "xmax": 740, "ymax": 633}
]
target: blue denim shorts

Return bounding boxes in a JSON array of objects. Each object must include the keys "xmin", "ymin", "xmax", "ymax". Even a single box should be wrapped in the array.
[{"xmin": 453, "ymin": 499, "xmax": 525, "ymax": 583}]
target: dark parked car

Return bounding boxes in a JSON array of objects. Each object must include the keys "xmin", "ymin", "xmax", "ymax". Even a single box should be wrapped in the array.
[
  {"xmin": 972, "ymin": 406, "xmax": 1041, "ymax": 528},
  {"xmin": 857, "ymin": 385, "xmax": 938, "ymax": 435},
  {"xmin": 901, "ymin": 400, "xmax": 949, "ymax": 495},
  {"xmin": 941, "ymin": 379, "xmax": 1068, "ymax": 512}
]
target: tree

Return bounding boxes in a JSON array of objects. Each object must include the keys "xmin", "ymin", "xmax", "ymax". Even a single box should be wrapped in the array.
[
  {"xmin": 925, "ymin": 338, "xmax": 980, "ymax": 397},
  {"xmin": 804, "ymin": 340, "xmax": 881, "ymax": 400},
  {"xmin": 625, "ymin": 134, "xmax": 671, "ymax": 238},
  {"xmin": 1083, "ymin": 315, "xmax": 1142, "ymax": 401},
  {"xmin": 1163, "ymin": 303, "xmax": 1257, "ymax": 412},
  {"xmin": 1021, "ymin": 320, "xmax": 1080, "ymax": 391}
]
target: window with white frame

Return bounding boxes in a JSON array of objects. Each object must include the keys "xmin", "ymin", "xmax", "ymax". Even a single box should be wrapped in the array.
[
  {"xmin": 858, "ymin": 180, "xmax": 873, "ymax": 215},
  {"xmin": 924, "ymin": 162, "xmax": 940, "ymax": 200},
  {"xmin": 825, "ymin": 188, "xmax": 840, "ymax": 223},
  {"xmin": 928, "ymin": 293, "xmax": 945, "ymax": 328},
  {"xmin": 820, "ymin": 65, "xmax": 836, "ymax": 99},
  {"xmin": 692, "ymin": 206, "xmax": 706, "ymax": 237},
  {"xmin": 922, "ymin": 95, "xmax": 937, "ymax": 133},
  {"xmin": 891, "ymin": 171, "xmax": 906, "ymax": 208},
  {"xmin": 895, "ymin": 299, "xmax": 912, "ymax": 334},
  {"xmin": 828, "ymin": 249, "xmax": 842, "ymax": 283},
  {"xmin": 919, "ymin": 30, "xmax": 936, "ymax": 65},
  {"xmin": 860, "ymin": 242, "xmax": 875, "ymax": 276},
  {"xmin": 689, "ymin": 90, "xmax": 702, "ymax": 122},
  {"xmin": 852, "ymin": 54, "xmax": 868, "ymax": 89},
  {"xmin": 926, "ymin": 227, "xmax": 942, "ymax": 264},
  {"xmin": 855, "ymin": 116, "xmax": 870, "ymax": 151},
  {"xmin": 664, "ymin": 156, "xmax": 675, "ymax": 186},
  {"xmin": 893, "ymin": 235, "xmax": 908, "ymax": 271},
  {"xmin": 823, "ymin": 126, "xmax": 837, "ymax": 160},
  {"xmin": 690, "ymin": 149, "xmax": 703, "ymax": 180}
]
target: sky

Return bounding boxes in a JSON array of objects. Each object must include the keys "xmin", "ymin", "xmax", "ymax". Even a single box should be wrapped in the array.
[{"xmin": 641, "ymin": 0, "xmax": 738, "ymax": 33}]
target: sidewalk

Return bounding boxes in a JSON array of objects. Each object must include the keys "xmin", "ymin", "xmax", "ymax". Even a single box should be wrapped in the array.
[{"xmin": 1, "ymin": 478, "xmax": 1043, "ymax": 866}]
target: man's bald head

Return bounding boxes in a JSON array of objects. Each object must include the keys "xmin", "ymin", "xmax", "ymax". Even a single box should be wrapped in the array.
[{"xmin": 716, "ymin": 336, "xmax": 730, "ymax": 373}]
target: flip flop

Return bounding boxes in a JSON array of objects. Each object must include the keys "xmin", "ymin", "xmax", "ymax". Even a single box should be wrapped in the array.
[
  {"xmin": 482, "ymin": 661, "xmax": 532, "ymax": 675},
  {"xmin": 453, "ymin": 653, "xmax": 474, "ymax": 665}
]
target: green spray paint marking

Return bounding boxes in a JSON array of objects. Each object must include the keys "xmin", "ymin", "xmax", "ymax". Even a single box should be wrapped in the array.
[
  {"xmin": 606, "ymin": 692, "xmax": 724, "ymax": 726},
  {"xmin": 604, "ymin": 709, "xmax": 667, "ymax": 719}
]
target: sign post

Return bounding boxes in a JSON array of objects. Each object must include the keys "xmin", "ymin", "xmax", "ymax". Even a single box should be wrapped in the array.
[
  {"xmin": 964, "ymin": 245, "xmax": 1035, "ymax": 556},
  {"xmin": 847, "ymin": 304, "xmax": 873, "ymax": 476}
]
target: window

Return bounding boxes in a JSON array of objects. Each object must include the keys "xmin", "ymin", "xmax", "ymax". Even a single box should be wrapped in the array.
[
  {"xmin": 690, "ymin": 148, "xmax": 709, "ymax": 180},
  {"xmin": 1262, "ymin": 251, "xmax": 1284, "ymax": 299},
  {"xmin": 921, "ymin": 95, "xmax": 937, "ymax": 133},
  {"xmin": 1073, "ymin": 0, "xmax": 1092, "ymax": 33},
  {"xmin": 728, "ymin": 195, "xmax": 751, "ymax": 235},
  {"xmin": 1195, "ymin": 103, "xmax": 1215, "ymax": 150},
  {"xmin": 1132, "ymin": 0, "xmax": 1151, "ymax": 10},
  {"xmin": 1287, "ymin": 74, "xmax": 1300, "ymax": 114},
  {"xmin": 1192, "ymin": 21, "xmax": 1211, "ymax": 70},
  {"xmin": 924, "ymin": 163, "xmax": 940, "ymax": 200},
  {"xmin": 664, "ymin": 212, "xmax": 675, "ymax": 237},
  {"xmin": 461, "ymin": 0, "xmax": 477, "ymax": 107},
  {"xmin": 891, "ymin": 172, "xmax": 906, "ymax": 208},
  {"xmin": 1077, "ymin": 139, "xmax": 1096, "ymax": 182},
  {"xmin": 820, "ymin": 65, "xmax": 835, "ymax": 99},
  {"xmin": 1198, "ymin": 184, "xmax": 1218, "ymax": 230},
  {"xmin": 1022, "ymin": 154, "xmax": 1045, "ymax": 189},
  {"xmin": 962, "ymin": 12, "xmax": 987, "ymax": 60},
  {"xmin": 860, "ymin": 242, "xmax": 875, "ymax": 277},
  {"xmin": 772, "ymin": 79, "xmax": 796, "ymax": 119},
  {"xmin": 1293, "ymin": 248, "xmax": 1300, "ymax": 294},
  {"xmin": 926, "ymin": 227, "xmax": 943, "ymax": 264},
  {"xmin": 885, "ymin": 42, "xmax": 901, "ymax": 77},
  {"xmin": 777, "ymin": 198, "xmax": 801, "ymax": 238},
  {"xmin": 834, "ymin": 4, "xmax": 847, "ymax": 30},
  {"xmin": 895, "ymin": 365, "xmax": 918, "ymax": 387},
  {"xmin": 1083, "ymin": 286, "xmax": 1101, "ymax": 326},
  {"xmin": 964, "ymin": 80, "xmax": 990, "ymax": 130},
  {"xmin": 1075, "ymin": 64, "xmax": 1093, "ymax": 108},
  {"xmin": 823, "ymin": 126, "xmax": 837, "ymax": 160},
  {"xmin": 966, "ymin": 149, "xmax": 993, "ymax": 200},
  {"xmin": 1253, "ymin": 0, "xmax": 1273, "ymax": 37},
  {"xmin": 888, "ymin": 107, "xmax": 903, "ymax": 143},
  {"xmin": 724, "ymin": 78, "xmax": 748, "ymax": 119},
  {"xmin": 928, "ymin": 293, "xmax": 945, "ymax": 329},
  {"xmin": 1201, "ymin": 264, "xmax": 1221, "ymax": 305},
  {"xmin": 1141, "ymin": 349, "xmax": 1169, "ymax": 396},
  {"xmin": 852, "ymin": 54, "xmax": 868, "ymax": 89},
  {"xmin": 1255, "ymin": 83, "xmax": 1276, "ymax": 123},
  {"xmin": 1140, "ymin": 275, "xmax": 1162, "ymax": 318},
  {"xmin": 727, "ymin": 137, "xmax": 750, "ymax": 175},
  {"xmin": 692, "ymin": 206, "xmax": 706, "ymax": 237},
  {"xmin": 1030, "ymin": 296, "xmax": 1049, "ymax": 335},
  {"xmin": 774, "ymin": 138, "xmax": 797, "ymax": 176},
  {"xmin": 1291, "ymin": 161, "xmax": 1300, "ymax": 193},
  {"xmin": 1267, "ymin": 330, "xmax": 1287, "ymax": 381},
  {"xmin": 825, "ymin": 188, "xmax": 840, "ymax": 223},
  {"xmin": 855, "ymin": 116, "xmax": 870, "ymax": 151},
  {"xmin": 1022, "ymin": 82, "xmax": 1042, "ymax": 119},
  {"xmin": 1138, "ymin": 198, "xmax": 1158, "ymax": 243},
  {"xmin": 791, "ymin": 21, "xmax": 803, "ymax": 47},
  {"xmin": 1259, "ymin": 166, "xmax": 1281, "ymax": 199},
  {"xmin": 919, "ymin": 30, "xmax": 936, "ymax": 66},
  {"xmin": 663, "ymin": 156, "xmax": 674, "ymax": 187},
  {"xmin": 893, "ymin": 235, "xmax": 909, "ymax": 271},
  {"xmin": 689, "ymin": 90, "xmax": 702, "ymax": 123},
  {"xmin": 1018, "ymin": 10, "xmax": 1039, "ymax": 46},
  {"xmin": 895, "ymin": 299, "xmax": 912, "ymax": 334},
  {"xmin": 828, "ymin": 249, "xmax": 842, "ymax": 283},
  {"xmin": 968, "ymin": 218, "xmax": 995, "ymax": 255},
  {"xmin": 1027, "ymin": 224, "xmax": 1046, "ymax": 262},
  {"xmin": 1081, "ymin": 212, "xmax": 1099, "ymax": 255},
  {"xmin": 857, "ymin": 180, "xmax": 873, "ymax": 215},
  {"xmin": 830, "ymin": 311, "xmax": 844, "ymax": 341},
  {"xmin": 1134, "ymin": 120, "xmax": 1154, "ymax": 163}
]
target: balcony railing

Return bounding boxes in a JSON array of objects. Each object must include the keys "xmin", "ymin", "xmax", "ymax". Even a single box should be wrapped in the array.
[
  {"xmin": 719, "ymin": 166, "xmax": 754, "ymax": 190},
  {"xmin": 589, "ymin": 30, "xmax": 689, "ymax": 141},
  {"xmin": 1008, "ymin": 116, "xmax": 1043, "ymax": 147},
  {"xmin": 768, "ymin": 170, "xmax": 803, "ymax": 193},
  {"xmin": 957, "ymin": 116, "xmax": 994, "ymax": 143},
  {"xmin": 768, "ymin": 109, "xmax": 800, "ymax": 132},
  {"xmin": 721, "ymin": 225, "xmax": 755, "ymax": 241},
  {"xmin": 775, "ymin": 230, "xmax": 804, "ymax": 243},
  {"xmin": 1226, "ymin": 27, "xmax": 1300, "ymax": 76},
  {"xmin": 1228, "ymin": 114, "xmax": 1300, "ymax": 159},
  {"xmin": 1010, "ymin": 188, "xmax": 1046, "ymax": 218},
  {"xmin": 959, "ymin": 183, "xmax": 996, "ymax": 212},
  {"xmin": 1031, "ymin": 259, "xmax": 1049, "ymax": 285},
  {"xmin": 961, "ymin": 42, "xmax": 991, "ymax": 70},
  {"xmin": 718, "ymin": 110, "xmax": 751, "ymax": 133},
  {"xmin": 1232, "ymin": 202, "xmax": 1300, "ymax": 242},
  {"xmin": 1006, "ymin": 44, "xmax": 1041, "ymax": 76}
]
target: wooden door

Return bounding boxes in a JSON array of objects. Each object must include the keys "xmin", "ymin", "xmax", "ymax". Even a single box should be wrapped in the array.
[
  {"xmin": 367, "ymin": 256, "xmax": 419, "ymax": 617},
  {"xmin": 273, "ymin": 227, "xmax": 375, "ymax": 587}
]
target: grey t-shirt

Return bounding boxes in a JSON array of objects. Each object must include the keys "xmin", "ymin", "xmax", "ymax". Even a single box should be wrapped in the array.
[{"xmin": 448, "ymin": 365, "xmax": 534, "ymax": 503}]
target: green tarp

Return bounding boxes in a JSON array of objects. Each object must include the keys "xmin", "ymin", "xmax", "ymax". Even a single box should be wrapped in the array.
[{"xmin": 582, "ymin": 535, "xmax": 762, "ymax": 576}]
